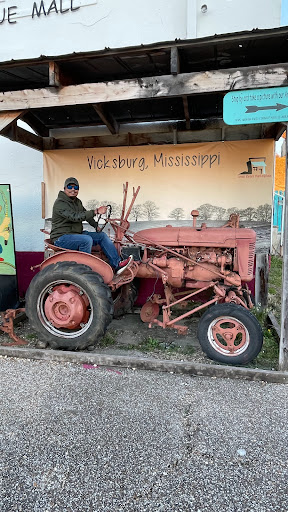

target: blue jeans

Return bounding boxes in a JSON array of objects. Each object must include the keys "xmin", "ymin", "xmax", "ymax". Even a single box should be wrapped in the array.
[{"xmin": 54, "ymin": 231, "xmax": 120, "ymax": 269}]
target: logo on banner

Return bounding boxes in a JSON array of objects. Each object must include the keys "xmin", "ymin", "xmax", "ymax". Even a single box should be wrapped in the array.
[{"xmin": 238, "ymin": 157, "xmax": 271, "ymax": 179}]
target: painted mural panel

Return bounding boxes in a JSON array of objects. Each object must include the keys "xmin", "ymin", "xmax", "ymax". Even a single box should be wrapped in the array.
[
  {"xmin": 43, "ymin": 140, "xmax": 274, "ymax": 253},
  {"xmin": 0, "ymin": 185, "xmax": 16, "ymax": 275}
]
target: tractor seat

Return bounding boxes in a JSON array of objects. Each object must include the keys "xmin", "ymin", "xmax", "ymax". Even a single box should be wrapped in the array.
[
  {"xmin": 41, "ymin": 231, "xmax": 102, "ymax": 256},
  {"xmin": 44, "ymin": 238, "xmax": 66, "ymax": 252},
  {"xmin": 44, "ymin": 238, "xmax": 102, "ymax": 257}
]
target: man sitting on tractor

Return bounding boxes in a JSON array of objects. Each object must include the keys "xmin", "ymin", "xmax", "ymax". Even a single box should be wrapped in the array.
[{"xmin": 50, "ymin": 177, "xmax": 133, "ymax": 275}]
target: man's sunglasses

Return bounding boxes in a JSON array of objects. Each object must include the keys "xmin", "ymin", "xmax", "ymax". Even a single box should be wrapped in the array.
[{"xmin": 67, "ymin": 184, "xmax": 79, "ymax": 190}]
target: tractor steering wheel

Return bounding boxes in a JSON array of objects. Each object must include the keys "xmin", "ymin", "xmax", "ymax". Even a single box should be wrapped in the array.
[{"xmin": 97, "ymin": 204, "xmax": 112, "ymax": 232}]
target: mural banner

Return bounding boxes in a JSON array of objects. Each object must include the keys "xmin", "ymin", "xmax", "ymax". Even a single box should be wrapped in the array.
[
  {"xmin": 0, "ymin": 185, "xmax": 16, "ymax": 276},
  {"xmin": 44, "ymin": 140, "xmax": 274, "ymax": 252}
]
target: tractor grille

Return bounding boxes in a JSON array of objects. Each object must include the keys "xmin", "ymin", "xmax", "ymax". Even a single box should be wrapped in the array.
[{"xmin": 248, "ymin": 242, "xmax": 256, "ymax": 276}]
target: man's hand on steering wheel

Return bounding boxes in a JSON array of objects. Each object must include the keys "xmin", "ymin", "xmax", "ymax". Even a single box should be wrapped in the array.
[
  {"xmin": 95, "ymin": 206, "xmax": 107, "ymax": 215},
  {"xmin": 94, "ymin": 205, "xmax": 112, "ymax": 231}
]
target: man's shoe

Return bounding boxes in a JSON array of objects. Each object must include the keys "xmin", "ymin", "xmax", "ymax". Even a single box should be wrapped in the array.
[{"xmin": 116, "ymin": 255, "xmax": 134, "ymax": 275}]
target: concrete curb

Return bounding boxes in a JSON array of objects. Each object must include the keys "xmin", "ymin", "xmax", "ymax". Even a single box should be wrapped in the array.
[{"xmin": 0, "ymin": 345, "xmax": 287, "ymax": 383}]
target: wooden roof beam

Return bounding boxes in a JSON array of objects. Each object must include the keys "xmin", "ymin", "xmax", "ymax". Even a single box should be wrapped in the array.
[
  {"xmin": 49, "ymin": 117, "xmax": 225, "ymax": 139},
  {"xmin": 22, "ymin": 111, "xmax": 50, "ymax": 137},
  {"xmin": 113, "ymin": 55, "xmax": 133, "ymax": 73},
  {"xmin": 1, "ymin": 62, "xmax": 288, "ymax": 111},
  {"xmin": 263, "ymin": 122, "xmax": 286, "ymax": 140},
  {"xmin": 1, "ymin": 123, "xmax": 43, "ymax": 151},
  {"xmin": 170, "ymin": 47, "xmax": 180, "ymax": 75},
  {"xmin": 0, "ymin": 110, "xmax": 24, "ymax": 132},
  {"xmin": 92, "ymin": 103, "xmax": 119, "ymax": 135},
  {"xmin": 48, "ymin": 125, "xmax": 264, "ymax": 150},
  {"xmin": 49, "ymin": 61, "xmax": 61, "ymax": 87},
  {"xmin": 182, "ymin": 95, "xmax": 190, "ymax": 129},
  {"xmin": 49, "ymin": 61, "xmax": 76, "ymax": 87}
]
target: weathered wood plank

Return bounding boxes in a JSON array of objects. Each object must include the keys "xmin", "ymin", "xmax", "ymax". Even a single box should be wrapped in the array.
[
  {"xmin": 182, "ymin": 95, "xmax": 190, "ymax": 129},
  {"xmin": 267, "ymin": 311, "xmax": 281, "ymax": 340},
  {"xmin": 23, "ymin": 111, "xmax": 50, "ymax": 137},
  {"xmin": 49, "ymin": 117, "xmax": 225, "ymax": 139},
  {"xmin": 170, "ymin": 47, "xmax": 180, "ymax": 75},
  {"xmin": 49, "ymin": 61, "xmax": 60, "ymax": 87},
  {"xmin": 0, "ymin": 111, "xmax": 24, "ymax": 131},
  {"xmin": 92, "ymin": 103, "xmax": 119, "ymax": 135},
  {"xmin": 43, "ymin": 124, "xmax": 265, "ymax": 149},
  {"xmin": 1, "ymin": 124, "xmax": 43, "ymax": 151},
  {"xmin": 0, "ymin": 63, "xmax": 288, "ymax": 111},
  {"xmin": 255, "ymin": 253, "xmax": 269, "ymax": 308}
]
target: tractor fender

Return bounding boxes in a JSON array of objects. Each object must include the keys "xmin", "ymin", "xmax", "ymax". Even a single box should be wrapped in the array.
[{"xmin": 40, "ymin": 250, "xmax": 114, "ymax": 284}]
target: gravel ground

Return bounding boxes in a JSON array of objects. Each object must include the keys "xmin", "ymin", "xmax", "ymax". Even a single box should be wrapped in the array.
[
  {"xmin": 0, "ymin": 312, "xmax": 213, "ymax": 365},
  {"xmin": 1, "ymin": 357, "xmax": 288, "ymax": 512}
]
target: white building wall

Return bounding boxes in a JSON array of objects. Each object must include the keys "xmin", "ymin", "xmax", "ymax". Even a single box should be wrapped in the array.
[
  {"xmin": 194, "ymin": 0, "xmax": 282, "ymax": 39},
  {"xmin": 0, "ymin": 0, "xmax": 283, "ymax": 63},
  {"xmin": 0, "ymin": 137, "xmax": 43, "ymax": 251}
]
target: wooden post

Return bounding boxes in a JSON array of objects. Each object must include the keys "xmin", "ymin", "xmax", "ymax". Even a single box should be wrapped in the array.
[
  {"xmin": 49, "ymin": 61, "xmax": 60, "ymax": 87},
  {"xmin": 170, "ymin": 47, "xmax": 180, "ymax": 75},
  {"xmin": 279, "ymin": 127, "xmax": 288, "ymax": 370},
  {"xmin": 255, "ymin": 253, "xmax": 269, "ymax": 308}
]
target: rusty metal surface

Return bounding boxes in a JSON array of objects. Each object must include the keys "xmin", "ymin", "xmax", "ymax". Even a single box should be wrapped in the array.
[
  {"xmin": 211, "ymin": 317, "xmax": 248, "ymax": 355},
  {"xmin": 140, "ymin": 302, "xmax": 160, "ymax": 323},
  {"xmin": 0, "ymin": 308, "xmax": 27, "ymax": 346},
  {"xmin": 44, "ymin": 284, "xmax": 90, "ymax": 330},
  {"xmin": 40, "ymin": 250, "xmax": 114, "ymax": 284},
  {"xmin": 133, "ymin": 226, "xmax": 256, "ymax": 246},
  {"xmin": 110, "ymin": 261, "xmax": 139, "ymax": 290}
]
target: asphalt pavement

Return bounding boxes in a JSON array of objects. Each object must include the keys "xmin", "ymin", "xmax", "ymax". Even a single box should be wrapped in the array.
[{"xmin": 1, "ymin": 356, "xmax": 288, "ymax": 512}]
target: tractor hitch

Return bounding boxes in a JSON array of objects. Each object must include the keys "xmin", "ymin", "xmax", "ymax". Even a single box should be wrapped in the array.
[{"xmin": 0, "ymin": 308, "xmax": 27, "ymax": 346}]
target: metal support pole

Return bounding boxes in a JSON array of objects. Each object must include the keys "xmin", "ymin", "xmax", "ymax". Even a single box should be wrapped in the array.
[{"xmin": 279, "ymin": 127, "xmax": 288, "ymax": 370}]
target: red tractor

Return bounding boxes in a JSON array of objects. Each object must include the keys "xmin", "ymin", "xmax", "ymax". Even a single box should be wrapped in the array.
[{"xmin": 25, "ymin": 183, "xmax": 263, "ymax": 365}]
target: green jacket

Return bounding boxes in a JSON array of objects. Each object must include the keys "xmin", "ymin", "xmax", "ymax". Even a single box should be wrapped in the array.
[{"xmin": 50, "ymin": 190, "xmax": 98, "ymax": 242}]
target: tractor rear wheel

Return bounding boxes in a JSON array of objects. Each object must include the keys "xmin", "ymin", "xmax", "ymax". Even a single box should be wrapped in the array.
[
  {"xmin": 197, "ymin": 303, "xmax": 263, "ymax": 365},
  {"xmin": 25, "ymin": 261, "xmax": 113, "ymax": 351}
]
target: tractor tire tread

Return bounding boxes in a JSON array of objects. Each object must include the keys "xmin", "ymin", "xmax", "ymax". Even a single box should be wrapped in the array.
[{"xmin": 26, "ymin": 261, "xmax": 113, "ymax": 351}]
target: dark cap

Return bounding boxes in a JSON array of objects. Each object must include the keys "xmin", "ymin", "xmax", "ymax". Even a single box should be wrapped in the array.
[{"xmin": 64, "ymin": 177, "xmax": 79, "ymax": 188}]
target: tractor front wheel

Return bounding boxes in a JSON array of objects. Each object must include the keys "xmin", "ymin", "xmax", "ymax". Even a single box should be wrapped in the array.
[
  {"xmin": 197, "ymin": 303, "xmax": 263, "ymax": 365},
  {"xmin": 25, "ymin": 261, "xmax": 113, "ymax": 351}
]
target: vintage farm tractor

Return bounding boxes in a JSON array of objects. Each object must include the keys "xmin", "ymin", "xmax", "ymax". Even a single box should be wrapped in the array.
[{"xmin": 23, "ymin": 183, "xmax": 263, "ymax": 365}]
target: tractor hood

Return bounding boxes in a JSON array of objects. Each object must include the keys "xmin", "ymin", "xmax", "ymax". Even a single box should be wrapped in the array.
[{"xmin": 133, "ymin": 226, "xmax": 256, "ymax": 247}]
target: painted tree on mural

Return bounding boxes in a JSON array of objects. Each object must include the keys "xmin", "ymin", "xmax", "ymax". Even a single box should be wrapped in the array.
[
  {"xmin": 215, "ymin": 207, "xmax": 227, "ymax": 220},
  {"xmin": 240, "ymin": 207, "xmax": 257, "ymax": 221},
  {"xmin": 197, "ymin": 204, "xmax": 227, "ymax": 220},
  {"xmin": 256, "ymin": 204, "xmax": 271, "ymax": 222},
  {"xmin": 197, "ymin": 204, "xmax": 215, "ymax": 220},
  {"xmin": 102, "ymin": 201, "xmax": 122, "ymax": 218},
  {"xmin": 85, "ymin": 200, "xmax": 122, "ymax": 217},
  {"xmin": 86, "ymin": 199, "xmax": 99, "ymax": 210},
  {"xmin": 168, "ymin": 208, "xmax": 185, "ymax": 220},
  {"xmin": 130, "ymin": 204, "xmax": 144, "ymax": 221},
  {"xmin": 227, "ymin": 207, "xmax": 240, "ymax": 216},
  {"xmin": 192, "ymin": 204, "xmax": 271, "ymax": 224},
  {"xmin": 142, "ymin": 201, "xmax": 160, "ymax": 220}
]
